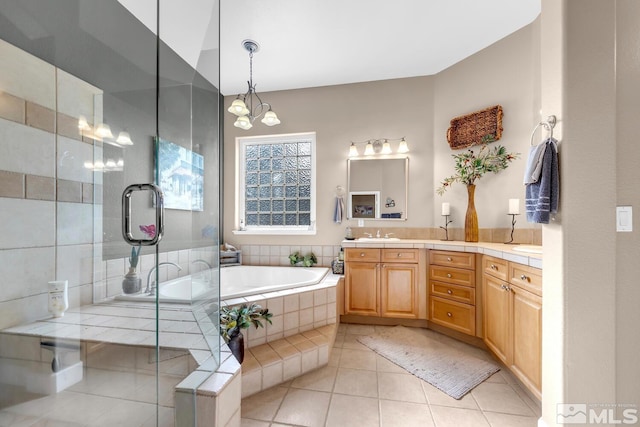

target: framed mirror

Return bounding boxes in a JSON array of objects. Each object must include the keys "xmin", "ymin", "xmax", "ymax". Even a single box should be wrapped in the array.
[{"xmin": 347, "ymin": 157, "xmax": 408, "ymax": 220}]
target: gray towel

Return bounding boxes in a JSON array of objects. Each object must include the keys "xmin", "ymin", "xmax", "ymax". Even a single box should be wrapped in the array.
[
  {"xmin": 523, "ymin": 140, "xmax": 549, "ymax": 184},
  {"xmin": 525, "ymin": 139, "xmax": 559, "ymax": 224}
]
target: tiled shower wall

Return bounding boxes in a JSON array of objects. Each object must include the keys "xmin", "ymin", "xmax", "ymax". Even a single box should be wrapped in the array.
[{"xmin": 0, "ymin": 39, "xmax": 101, "ymax": 330}]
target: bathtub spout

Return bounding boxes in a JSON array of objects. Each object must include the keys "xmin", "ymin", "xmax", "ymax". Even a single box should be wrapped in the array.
[
  {"xmin": 192, "ymin": 259, "xmax": 213, "ymax": 283},
  {"xmin": 146, "ymin": 262, "xmax": 182, "ymax": 296}
]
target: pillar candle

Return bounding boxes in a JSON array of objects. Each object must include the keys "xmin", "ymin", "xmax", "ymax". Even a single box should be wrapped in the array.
[
  {"xmin": 441, "ymin": 202, "xmax": 450, "ymax": 216},
  {"xmin": 508, "ymin": 198, "xmax": 520, "ymax": 215}
]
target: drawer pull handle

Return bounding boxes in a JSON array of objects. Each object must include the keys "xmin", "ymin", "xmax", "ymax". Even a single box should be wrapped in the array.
[
  {"xmin": 447, "ymin": 312, "xmax": 453, "ymax": 317},
  {"xmin": 520, "ymin": 274, "xmax": 529, "ymax": 281},
  {"xmin": 447, "ymin": 273, "xmax": 452, "ymax": 278},
  {"xmin": 447, "ymin": 257, "xmax": 452, "ymax": 261},
  {"xmin": 360, "ymin": 253, "xmax": 366, "ymax": 257},
  {"xmin": 490, "ymin": 264, "xmax": 497, "ymax": 270},
  {"xmin": 397, "ymin": 253, "xmax": 402, "ymax": 257},
  {"xmin": 447, "ymin": 289, "xmax": 453, "ymax": 295}
]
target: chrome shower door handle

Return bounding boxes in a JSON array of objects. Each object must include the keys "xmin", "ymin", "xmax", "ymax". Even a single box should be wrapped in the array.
[{"xmin": 122, "ymin": 183, "xmax": 164, "ymax": 246}]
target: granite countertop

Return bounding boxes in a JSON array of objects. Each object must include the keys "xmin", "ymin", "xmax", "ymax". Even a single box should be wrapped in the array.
[{"xmin": 341, "ymin": 239, "xmax": 543, "ymax": 269}]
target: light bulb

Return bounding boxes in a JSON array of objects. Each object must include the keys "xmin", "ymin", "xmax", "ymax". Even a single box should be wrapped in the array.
[
  {"xmin": 349, "ymin": 143, "xmax": 359, "ymax": 157},
  {"xmin": 95, "ymin": 123, "xmax": 113, "ymax": 139},
  {"xmin": 234, "ymin": 115, "xmax": 253, "ymax": 130},
  {"xmin": 228, "ymin": 99, "xmax": 249, "ymax": 116},
  {"xmin": 78, "ymin": 115, "xmax": 90, "ymax": 131},
  {"xmin": 364, "ymin": 142, "xmax": 375, "ymax": 156},
  {"xmin": 116, "ymin": 131, "xmax": 133, "ymax": 145},
  {"xmin": 397, "ymin": 138, "xmax": 409, "ymax": 153},
  {"xmin": 381, "ymin": 140, "xmax": 392, "ymax": 154},
  {"xmin": 261, "ymin": 110, "xmax": 281, "ymax": 126}
]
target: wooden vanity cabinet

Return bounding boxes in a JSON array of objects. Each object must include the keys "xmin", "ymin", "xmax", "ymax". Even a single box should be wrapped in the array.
[
  {"xmin": 483, "ymin": 255, "xmax": 542, "ymax": 400},
  {"xmin": 428, "ymin": 250, "xmax": 477, "ymax": 336},
  {"xmin": 345, "ymin": 248, "xmax": 422, "ymax": 319}
]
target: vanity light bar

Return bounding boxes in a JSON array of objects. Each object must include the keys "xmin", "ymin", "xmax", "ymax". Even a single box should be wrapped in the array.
[{"xmin": 349, "ymin": 137, "xmax": 409, "ymax": 157}]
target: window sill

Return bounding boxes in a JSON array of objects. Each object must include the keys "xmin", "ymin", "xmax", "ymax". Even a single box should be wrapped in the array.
[{"xmin": 232, "ymin": 229, "xmax": 317, "ymax": 236}]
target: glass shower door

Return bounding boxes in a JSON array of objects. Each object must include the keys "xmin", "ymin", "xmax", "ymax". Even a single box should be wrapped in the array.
[{"xmin": 0, "ymin": 1, "xmax": 221, "ymax": 425}]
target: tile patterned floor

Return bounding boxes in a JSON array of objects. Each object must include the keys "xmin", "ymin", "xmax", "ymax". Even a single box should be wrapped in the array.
[{"xmin": 240, "ymin": 324, "xmax": 541, "ymax": 427}]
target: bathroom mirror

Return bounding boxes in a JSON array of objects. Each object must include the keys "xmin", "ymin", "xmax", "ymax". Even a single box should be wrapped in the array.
[{"xmin": 347, "ymin": 157, "xmax": 408, "ymax": 220}]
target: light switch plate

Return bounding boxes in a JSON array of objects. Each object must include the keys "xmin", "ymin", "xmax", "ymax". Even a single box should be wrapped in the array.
[{"xmin": 616, "ymin": 206, "xmax": 632, "ymax": 232}]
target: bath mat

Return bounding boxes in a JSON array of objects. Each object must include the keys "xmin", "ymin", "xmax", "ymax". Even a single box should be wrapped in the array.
[{"xmin": 356, "ymin": 325, "xmax": 499, "ymax": 399}]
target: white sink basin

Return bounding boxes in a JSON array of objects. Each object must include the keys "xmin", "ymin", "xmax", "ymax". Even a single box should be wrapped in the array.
[
  {"xmin": 512, "ymin": 246, "xmax": 543, "ymax": 254},
  {"xmin": 357, "ymin": 237, "xmax": 401, "ymax": 242}
]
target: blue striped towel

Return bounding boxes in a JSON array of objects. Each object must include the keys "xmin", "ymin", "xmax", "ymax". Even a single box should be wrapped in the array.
[{"xmin": 333, "ymin": 196, "xmax": 345, "ymax": 224}]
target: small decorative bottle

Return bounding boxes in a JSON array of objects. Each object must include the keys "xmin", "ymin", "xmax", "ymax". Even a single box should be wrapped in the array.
[{"xmin": 48, "ymin": 280, "xmax": 69, "ymax": 317}]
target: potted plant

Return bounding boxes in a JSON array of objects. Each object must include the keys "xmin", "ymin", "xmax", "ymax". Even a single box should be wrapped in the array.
[
  {"xmin": 288, "ymin": 251, "xmax": 318, "ymax": 267},
  {"xmin": 437, "ymin": 139, "xmax": 518, "ymax": 242},
  {"xmin": 220, "ymin": 303, "xmax": 273, "ymax": 363}
]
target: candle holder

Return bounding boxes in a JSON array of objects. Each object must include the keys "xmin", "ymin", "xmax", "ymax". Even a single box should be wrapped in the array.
[
  {"xmin": 505, "ymin": 213, "xmax": 520, "ymax": 244},
  {"xmin": 440, "ymin": 215, "xmax": 453, "ymax": 241}
]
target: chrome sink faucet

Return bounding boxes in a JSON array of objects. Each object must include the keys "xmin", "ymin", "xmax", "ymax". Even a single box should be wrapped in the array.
[
  {"xmin": 146, "ymin": 262, "xmax": 182, "ymax": 295},
  {"xmin": 376, "ymin": 230, "xmax": 381, "ymax": 238}
]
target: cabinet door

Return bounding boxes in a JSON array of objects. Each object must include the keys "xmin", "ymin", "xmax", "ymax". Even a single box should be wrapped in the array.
[
  {"xmin": 511, "ymin": 285, "xmax": 542, "ymax": 400},
  {"xmin": 482, "ymin": 275, "xmax": 511, "ymax": 364},
  {"xmin": 380, "ymin": 263, "xmax": 418, "ymax": 318},
  {"xmin": 345, "ymin": 262, "xmax": 378, "ymax": 315}
]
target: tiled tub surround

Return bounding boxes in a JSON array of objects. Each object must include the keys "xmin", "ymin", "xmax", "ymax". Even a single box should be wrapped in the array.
[{"xmin": 220, "ymin": 273, "xmax": 341, "ymax": 398}]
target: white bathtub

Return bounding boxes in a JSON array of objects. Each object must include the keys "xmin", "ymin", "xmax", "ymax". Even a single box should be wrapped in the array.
[
  {"xmin": 221, "ymin": 265, "xmax": 329, "ymax": 299},
  {"xmin": 116, "ymin": 265, "xmax": 329, "ymax": 303}
]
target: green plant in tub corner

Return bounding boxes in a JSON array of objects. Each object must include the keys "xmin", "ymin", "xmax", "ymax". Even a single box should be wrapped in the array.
[
  {"xmin": 289, "ymin": 251, "xmax": 317, "ymax": 267},
  {"xmin": 436, "ymin": 137, "xmax": 519, "ymax": 195},
  {"xmin": 219, "ymin": 303, "xmax": 273, "ymax": 341}
]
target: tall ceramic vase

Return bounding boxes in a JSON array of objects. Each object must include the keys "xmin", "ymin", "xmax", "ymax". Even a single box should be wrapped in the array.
[{"xmin": 465, "ymin": 184, "xmax": 479, "ymax": 242}]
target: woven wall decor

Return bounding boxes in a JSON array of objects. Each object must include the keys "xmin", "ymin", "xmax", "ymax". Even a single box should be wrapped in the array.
[{"xmin": 447, "ymin": 105, "xmax": 503, "ymax": 150}]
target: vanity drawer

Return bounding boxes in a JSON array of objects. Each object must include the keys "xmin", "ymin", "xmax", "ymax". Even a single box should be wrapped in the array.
[
  {"xmin": 430, "ymin": 296, "xmax": 476, "ymax": 336},
  {"xmin": 510, "ymin": 264, "xmax": 542, "ymax": 296},
  {"xmin": 483, "ymin": 255, "xmax": 509, "ymax": 281},
  {"xmin": 429, "ymin": 266, "xmax": 476, "ymax": 288},
  {"xmin": 345, "ymin": 248, "xmax": 380, "ymax": 263},
  {"xmin": 381, "ymin": 248, "xmax": 419, "ymax": 264},
  {"xmin": 430, "ymin": 250, "xmax": 475, "ymax": 270},
  {"xmin": 430, "ymin": 281, "xmax": 476, "ymax": 305}
]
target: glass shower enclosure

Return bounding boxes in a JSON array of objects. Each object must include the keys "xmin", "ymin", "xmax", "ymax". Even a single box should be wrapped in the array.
[{"xmin": 0, "ymin": 1, "xmax": 221, "ymax": 425}]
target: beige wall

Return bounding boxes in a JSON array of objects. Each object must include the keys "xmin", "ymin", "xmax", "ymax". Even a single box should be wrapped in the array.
[
  {"xmin": 224, "ymin": 76, "xmax": 435, "ymax": 246},
  {"xmin": 223, "ymin": 22, "xmax": 541, "ymax": 247},
  {"xmin": 615, "ymin": 0, "xmax": 640, "ymax": 411},
  {"xmin": 540, "ymin": 0, "xmax": 640, "ymax": 425},
  {"xmin": 433, "ymin": 20, "xmax": 541, "ymax": 228}
]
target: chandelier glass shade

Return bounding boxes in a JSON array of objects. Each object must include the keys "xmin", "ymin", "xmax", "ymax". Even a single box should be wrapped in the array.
[{"xmin": 228, "ymin": 40, "xmax": 281, "ymax": 130}]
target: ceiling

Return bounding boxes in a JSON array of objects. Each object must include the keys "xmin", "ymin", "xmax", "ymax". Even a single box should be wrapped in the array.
[
  {"xmin": 220, "ymin": 0, "xmax": 540, "ymax": 96},
  {"xmin": 119, "ymin": 0, "xmax": 541, "ymax": 96}
]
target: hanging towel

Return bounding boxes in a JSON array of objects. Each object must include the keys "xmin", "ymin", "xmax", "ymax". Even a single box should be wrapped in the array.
[
  {"xmin": 333, "ymin": 196, "xmax": 345, "ymax": 224},
  {"xmin": 525, "ymin": 139, "xmax": 559, "ymax": 224},
  {"xmin": 523, "ymin": 139, "xmax": 550, "ymax": 184}
]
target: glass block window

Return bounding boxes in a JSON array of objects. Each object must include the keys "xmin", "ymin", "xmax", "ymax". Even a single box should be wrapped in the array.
[{"xmin": 238, "ymin": 132, "xmax": 316, "ymax": 233}]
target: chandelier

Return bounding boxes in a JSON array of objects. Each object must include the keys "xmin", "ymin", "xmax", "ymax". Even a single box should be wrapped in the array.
[{"xmin": 227, "ymin": 40, "xmax": 281, "ymax": 130}]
